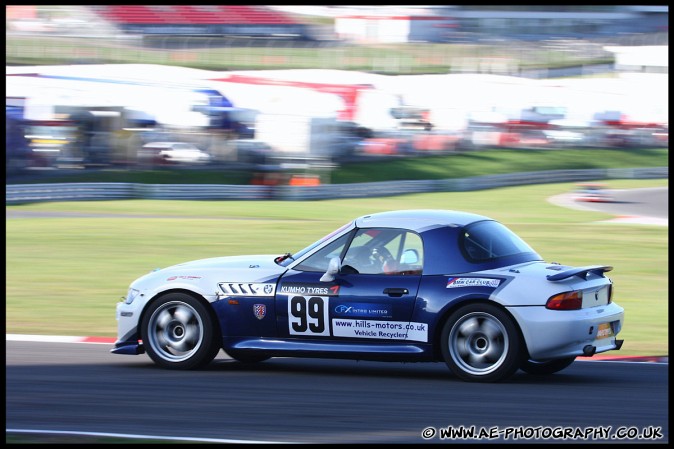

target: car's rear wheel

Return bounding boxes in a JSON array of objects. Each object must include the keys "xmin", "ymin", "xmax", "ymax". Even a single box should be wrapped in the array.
[
  {"xmin": 141, "ymin": 293, "xmax": 220, "ymax": 370},
  {"xmin": 440, "ymin": 303, "xmax": 523, "ymax": 382},
  {"xmin": 520, "ymin": 357, "xmax": 576, "ymax": 375}
]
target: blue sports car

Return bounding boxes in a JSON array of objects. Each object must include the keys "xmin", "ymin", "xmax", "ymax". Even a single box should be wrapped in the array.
[{"xmin": 112, "ymin": 209, "xmax": 624, "ymax": 382}]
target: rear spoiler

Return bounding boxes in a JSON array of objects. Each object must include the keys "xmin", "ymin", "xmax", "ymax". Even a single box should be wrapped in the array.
[{"xmin": 547, "ymin": 265, "xmax": 613, "ymax": 281}]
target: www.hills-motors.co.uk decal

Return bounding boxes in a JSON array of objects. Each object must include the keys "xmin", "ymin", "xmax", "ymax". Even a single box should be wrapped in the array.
[{"xmin": 446, "ymin": 277, "xmax": 501, "ymax": 288}]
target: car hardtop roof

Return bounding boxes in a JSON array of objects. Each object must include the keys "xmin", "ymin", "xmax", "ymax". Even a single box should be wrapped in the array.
[{"xmin": 355, "ymin": 209, "xmax": 491, "ymax": 232}]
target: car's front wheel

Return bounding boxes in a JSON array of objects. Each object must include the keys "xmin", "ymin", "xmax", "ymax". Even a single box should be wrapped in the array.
[
  {"xmin": 440, "ymin": 303, "xmax": 523, "ymax": 382},
  {"xmin": 141, "ymin": 293, "xmax": 220, "ymax": 370},
  {"xmin": 520, "ymin": 357, "xmax": 576, "ymax": 375}
]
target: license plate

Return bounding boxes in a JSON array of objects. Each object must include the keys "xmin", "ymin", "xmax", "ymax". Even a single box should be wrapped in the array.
[
  {"xmin": 596, "ymin": 322, "xmax": 614, "ymax": 339},
  {"xmin": 582, "ymin": 285, "xmax": 610, "ymax": 308}
]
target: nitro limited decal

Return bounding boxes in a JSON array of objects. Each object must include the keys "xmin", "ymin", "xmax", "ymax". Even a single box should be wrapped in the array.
[
  {"xmin": 446, "ymin": 277, "xmax": 501, "ymax": 288},
  {"xmin": 280, "ymin": 283, "xmax": 340, "ymax": 296},
  {"xmin": 334, "ymin": 303, "xmax": 392, "ymax": 318}
]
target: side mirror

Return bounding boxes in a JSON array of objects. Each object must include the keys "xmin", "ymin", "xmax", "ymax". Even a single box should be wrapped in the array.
[
  {"xmin": 320, "ymin": 257, "xmax": 341, "ymax": 282},
  {"xmin": 401, "ymin": 249, "xmax": 419, "ymax": 264}
]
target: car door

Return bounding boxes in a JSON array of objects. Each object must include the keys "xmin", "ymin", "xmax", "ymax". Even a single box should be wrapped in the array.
[{"xmin": 275, "ymin": 227, "xmax": 428, "ymax": 344}]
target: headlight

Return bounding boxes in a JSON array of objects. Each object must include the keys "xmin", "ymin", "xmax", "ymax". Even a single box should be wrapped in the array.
[{"xmin": 125, "ymin": 288, "xmax": 140, "ymax": 305}]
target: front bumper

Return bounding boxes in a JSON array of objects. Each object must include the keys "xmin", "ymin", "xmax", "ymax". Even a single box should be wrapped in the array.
[
  {"xmin": 111, "ymin": 339, "xmax": 145, "ymax": 355},
  {"xmin": 113, "ymin": 297, "xmax": 144, "ymax": 355}
]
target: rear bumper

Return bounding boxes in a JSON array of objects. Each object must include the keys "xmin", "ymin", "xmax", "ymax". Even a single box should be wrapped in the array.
[{"xmin": 508, "ymin": 302, "xmax": 624, "ymax": 360}]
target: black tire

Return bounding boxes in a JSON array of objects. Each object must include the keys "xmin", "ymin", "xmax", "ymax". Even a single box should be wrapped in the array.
[
  {"xmin": 440, "ymin": 303, "xmax": 524, "ymax": 382},
  {"xmin": 227, "ymin": 351, "xmax": 271, "ymax": 364},
  {"xmin": 141, "ymin": 292, "xmax": 221, "ymax": 370},
  {"xmin": 520, "ymin": 357, "xmax": 576, "ymax": 375}
]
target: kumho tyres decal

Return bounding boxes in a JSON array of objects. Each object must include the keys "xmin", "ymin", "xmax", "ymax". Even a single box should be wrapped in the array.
[
  {"xmin": 446, "ymin": 277, "xmax": 501, "ymax": 288},
  {"xmin": 279, "ymin": 283, "xmax": 340, "ymax": 296}
]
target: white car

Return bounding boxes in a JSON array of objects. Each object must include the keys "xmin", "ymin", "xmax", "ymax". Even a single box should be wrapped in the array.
[{"xmin": 139, "ymin": 142, "xmax": 211, "ymax": 164}]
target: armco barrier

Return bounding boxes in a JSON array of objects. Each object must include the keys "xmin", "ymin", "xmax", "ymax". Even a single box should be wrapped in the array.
[
  {"xmin": 6, "ymin": 167, "xmax": 668, "ymax": 204},
  {"xmin": 7, "ymin": 182, "xmax": 271, "ymax": 204},
  {"xmin": 134, "ymin": 183, "xmax": 271, "ymax": 200}
]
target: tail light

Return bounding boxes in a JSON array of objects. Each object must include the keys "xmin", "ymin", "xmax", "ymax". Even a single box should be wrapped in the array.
[{"xmin": 546, "ymin": 291, "xmax": 582, "ymax": 310}]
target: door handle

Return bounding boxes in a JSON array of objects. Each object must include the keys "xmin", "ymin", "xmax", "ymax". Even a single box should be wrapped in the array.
[{"xmin": 383, "ymin": 288, "xmax": 408, "ymax": 297}]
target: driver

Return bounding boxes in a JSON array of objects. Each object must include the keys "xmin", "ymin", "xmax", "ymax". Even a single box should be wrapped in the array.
[{"xmin": 372, "ymin": 247, "xmax": 398, "ymax": 274}]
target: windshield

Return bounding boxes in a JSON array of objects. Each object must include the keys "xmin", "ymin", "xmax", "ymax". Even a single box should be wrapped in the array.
[{"xmin": 276, "ymin": 220, "xmax": 354, "ymax": 267}]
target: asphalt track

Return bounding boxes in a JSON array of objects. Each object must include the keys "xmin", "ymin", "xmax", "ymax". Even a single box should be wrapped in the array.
[
  {"xmin": 548, "ymin": 186, "xmax": 668, "ymax": 225},
  {"xmin": 5, "ymin": 340, "xmax": 669, "ymax": 444}
]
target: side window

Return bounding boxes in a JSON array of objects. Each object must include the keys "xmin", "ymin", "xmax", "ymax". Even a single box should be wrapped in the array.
[
  {"xmin": 294, "ymin": 232, "xmax": 351, "ymax": 272},
  {"xmin": 342, "ymin": 229, "xmax": 381, "ymax": 275},
  {"xmin": 342, "ymin": 228, "xmax": 424, "ymax": 275}
]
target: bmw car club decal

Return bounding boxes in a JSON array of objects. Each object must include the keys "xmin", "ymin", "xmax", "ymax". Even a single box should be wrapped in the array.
[{"xmin": 446, "ymin": 277, "xmax": 501, "ymax": 288}]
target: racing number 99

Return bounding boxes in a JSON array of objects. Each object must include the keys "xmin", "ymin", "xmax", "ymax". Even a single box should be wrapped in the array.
[{"xmin": 289, "ymin": 296, "xmax": 329, "ymax": 336}]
